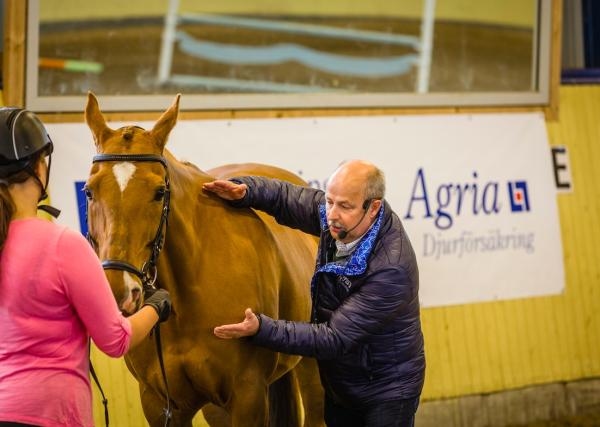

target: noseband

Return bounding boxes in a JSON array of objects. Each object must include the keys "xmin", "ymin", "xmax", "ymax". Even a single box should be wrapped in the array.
[{"xmin": 88, "ymin": 153, "xmax": 171, "ymax": 291}]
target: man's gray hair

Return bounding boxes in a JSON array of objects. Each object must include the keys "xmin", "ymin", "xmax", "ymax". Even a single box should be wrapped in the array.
[{"xmin": 365, "ymin": 166, "xmax": 385, "ymax": 200}]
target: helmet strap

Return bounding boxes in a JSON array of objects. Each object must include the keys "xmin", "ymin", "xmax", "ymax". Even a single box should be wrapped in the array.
[
  {"xmin": 24, "ymin": 155, "xmax": 61, "ymax": 218},
  {"xmin": 24, "ymin": 164, "xmax": 47, "ymax": 201},
  {"xmin": 43, "ymin": 153, "xmax": 52, "ymax": 199}
]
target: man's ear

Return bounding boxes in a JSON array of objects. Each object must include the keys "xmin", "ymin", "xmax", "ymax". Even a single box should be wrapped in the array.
[{"xmin": 369, "ymin": 199, "xmax": 383, "ymax": 217}]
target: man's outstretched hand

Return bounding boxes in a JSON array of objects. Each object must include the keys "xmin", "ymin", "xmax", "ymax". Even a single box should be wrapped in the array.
[
  {"xmin": 214, "ymin": 308, "xmax": 260, "ymax": 339},
  {"xmin": 202, "ymin": 180, "xmax": 247, "ymax": 201}
]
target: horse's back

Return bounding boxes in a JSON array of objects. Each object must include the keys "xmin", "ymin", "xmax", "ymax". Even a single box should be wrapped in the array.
[{"xmin": 208, "ymin": 163, "xmax": 306, "ymax": 186}]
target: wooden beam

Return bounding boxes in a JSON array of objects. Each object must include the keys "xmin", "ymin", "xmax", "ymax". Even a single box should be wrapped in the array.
[
  {"xmin": 3, "ymin": 0, "xmax": 26, "ymax": 107},
  {"xmin": 544, "ymin": 0, "xmax": 562, "ymax": 122}
]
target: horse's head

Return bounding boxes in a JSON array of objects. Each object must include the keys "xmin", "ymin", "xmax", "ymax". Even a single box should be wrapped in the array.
[{"xmin": 84, "ymin": 92, "xmax": 180, "ymax": 314}]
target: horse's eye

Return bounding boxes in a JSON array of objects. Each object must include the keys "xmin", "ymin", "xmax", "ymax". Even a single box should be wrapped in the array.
[
  {"xmin": 83, "ymin": 187, "xmax": 93, "ymax": 200},
  {"xmin": 154, "ymin": 187, "xmax": 166, "ymax": 201}
]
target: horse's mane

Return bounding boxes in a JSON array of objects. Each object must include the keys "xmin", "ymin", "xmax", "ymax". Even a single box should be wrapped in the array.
[
  {"xmin": 163, "ymin": 149, "xmax": 214, "ymax": 183},
  {"xmin": 181, "ymin": 160, "xmax": 201, "ymax": 172}
]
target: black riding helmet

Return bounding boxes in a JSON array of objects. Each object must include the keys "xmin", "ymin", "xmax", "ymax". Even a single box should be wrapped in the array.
[
  {"xmin": 0, "ymin": 108, "xmax": 53, "ymax": 177},
  {"xmin": 0, "ymin": 107, "xmax": 60, "ymax": 217}
]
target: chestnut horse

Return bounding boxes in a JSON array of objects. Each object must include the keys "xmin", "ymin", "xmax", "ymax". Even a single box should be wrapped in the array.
[{"xmin": 83, "ymin": 92, "xmax": 324, "ymax": 426}]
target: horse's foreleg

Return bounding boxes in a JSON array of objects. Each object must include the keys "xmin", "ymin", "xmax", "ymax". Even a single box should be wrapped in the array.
[
  {"xmin": 139, "ymin": 383, "xmax": 171, "ymax": 427},
  {"xmin": 226, "ymin": 381, "xmax": 269, "ymax": 427},
  {"xmin": 139, "ymin": 383, "xmax": 195, "ymax": 427},
  {"xmin": 202, "ymin": 404, "xmax": 231, "ymax": 427},
  {"xmin": 295, "ymin": 357, "xmax": 326, "ymax": 427}
]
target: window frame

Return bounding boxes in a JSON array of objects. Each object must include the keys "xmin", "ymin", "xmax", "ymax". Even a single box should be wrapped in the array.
[{"xmin": 4, "ymin": 0, "xmax": 559, "ymax": 115}]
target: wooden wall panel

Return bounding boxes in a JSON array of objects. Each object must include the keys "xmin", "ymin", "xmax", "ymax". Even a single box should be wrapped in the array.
[{"xmin": 2, "ymin": 0, "xmax": 25, "ymax": 106}]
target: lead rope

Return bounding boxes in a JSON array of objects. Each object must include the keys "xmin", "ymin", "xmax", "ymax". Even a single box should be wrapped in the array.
[
  {"xmin": 89, "ymin": 341, "xmax": 109, "ymax": 427},
  {"xmin": 153, "ymin": 324, "xmax": 173, "ymax": 426},
  {"xmin": 86, "ymin": 210, "xmax": 110, "ymax": 427}
]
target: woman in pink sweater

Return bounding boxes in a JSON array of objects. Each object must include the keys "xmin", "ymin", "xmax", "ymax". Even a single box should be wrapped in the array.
[{"xmin": 0, "ymin": 108, "xmax": 172, "ymax": 427}]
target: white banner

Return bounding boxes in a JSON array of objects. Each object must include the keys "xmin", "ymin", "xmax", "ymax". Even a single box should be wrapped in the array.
[{"xmin": 46, "ymin": 112, "xmax": 564, "ymax": 307}]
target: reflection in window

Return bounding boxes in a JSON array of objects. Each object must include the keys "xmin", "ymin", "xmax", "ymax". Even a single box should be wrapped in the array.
[{"xmin": 36, "ymin": 0, "xmax": 537, "ymax": 98}]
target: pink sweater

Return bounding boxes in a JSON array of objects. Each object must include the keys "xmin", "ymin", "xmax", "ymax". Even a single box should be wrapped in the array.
[{"xmin": 0, "ymin": 218, "xmax": 132, "ymax": 427}]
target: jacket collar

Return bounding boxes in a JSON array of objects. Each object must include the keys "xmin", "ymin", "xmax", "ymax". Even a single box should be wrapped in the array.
[{"xmin": 317, "ymin": 203, "xmax": 385, "ymax": 276}]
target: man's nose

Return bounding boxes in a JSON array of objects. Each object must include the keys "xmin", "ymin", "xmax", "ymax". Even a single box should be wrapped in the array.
[{"xmin": 327, "ymin": 204, "xmax": 339, "ymax": 219}]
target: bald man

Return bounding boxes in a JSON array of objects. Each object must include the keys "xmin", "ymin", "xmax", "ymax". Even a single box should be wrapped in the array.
[{"xmin": 203, "ymin": 160, "xmax": 424, "ymax": 427}]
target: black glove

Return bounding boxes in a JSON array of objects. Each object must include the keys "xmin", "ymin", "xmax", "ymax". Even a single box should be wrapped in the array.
[{"xmin": 142, "ymin": 288, "xmax": 172, "ymax": 323}]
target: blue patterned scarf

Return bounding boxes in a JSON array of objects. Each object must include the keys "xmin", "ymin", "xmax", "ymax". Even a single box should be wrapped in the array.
[{"xmin": 310, "ymin": 204, "xmax": 385, "ymax": 298}]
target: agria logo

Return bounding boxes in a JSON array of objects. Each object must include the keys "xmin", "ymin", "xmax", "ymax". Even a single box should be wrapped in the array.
[
  {"xmin": 403, "ymin": 168, "xmax": 531, "ymax": 230},
  {"xmin": 508, "ymin": 181, "xmax": 530, "ymax": 212}
]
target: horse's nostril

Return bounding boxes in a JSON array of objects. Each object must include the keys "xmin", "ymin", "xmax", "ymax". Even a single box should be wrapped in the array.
[{"xmin": 131, "ymin": 287, "xmax": 142, "ymax": 301}]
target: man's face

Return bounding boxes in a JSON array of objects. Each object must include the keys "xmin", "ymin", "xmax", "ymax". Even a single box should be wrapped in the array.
[{"xmin": 325, "ymin": 171, "xmax": 371, "ymax": 243}]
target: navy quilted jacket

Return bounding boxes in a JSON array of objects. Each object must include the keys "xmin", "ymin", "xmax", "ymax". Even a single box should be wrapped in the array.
[{"xmin": 231, "ymin": 176, "xmax": 425, "ymax": 406}]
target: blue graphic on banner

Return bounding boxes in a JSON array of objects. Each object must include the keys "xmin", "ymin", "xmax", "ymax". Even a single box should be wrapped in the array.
[
  {"xmin": 404, "ymin": 168, "xmax": 533, "ymax": 230},
  {"xmin": 402, "ymin": 168, "xmax": 535, "ymax": 259},
  {"xmin": 404, "ymin": 168, "xmax": 501, "ymax": 230},
  {"xmin": 74, "ymin": 181, "xmax": 88, "ymax": 236},
  {"xmin": 508, "ymin": 181, "xmax": 530, "ymax": 212}
]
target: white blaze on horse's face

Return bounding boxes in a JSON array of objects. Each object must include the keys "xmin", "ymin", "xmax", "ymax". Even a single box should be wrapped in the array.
[
  {"xmin": 113, "ymin": 162, "xmax": 136, "ymax": 193},
  {"xmin": 121, "ymin": 271, "xmax": 142, "ymax": 313},
  {"xmin": 110, "ymin": 162, "xmax": 142, "ymax": 313}
]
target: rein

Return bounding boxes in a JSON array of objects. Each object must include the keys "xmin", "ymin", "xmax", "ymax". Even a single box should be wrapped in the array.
[{"xmin": 87, "ymin": 153, "xmax": 174, "ymax": 427}]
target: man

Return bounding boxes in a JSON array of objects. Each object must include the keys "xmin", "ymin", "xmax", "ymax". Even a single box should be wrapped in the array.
[{"xmin": 203, "ymin": 160, "xmax": 425, "ymax": 427}]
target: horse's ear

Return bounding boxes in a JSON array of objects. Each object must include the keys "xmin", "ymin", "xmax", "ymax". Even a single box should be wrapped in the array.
[
  {"xmin": 84, "ymin": 92, "xmax": 114, "ymax": 148},
  {"xmin": 151, "ymin": 93, "xmax": 180, "ymax": 150}
]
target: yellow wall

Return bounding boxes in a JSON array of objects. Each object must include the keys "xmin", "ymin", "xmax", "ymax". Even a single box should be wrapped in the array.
[
  {"xmin": 422, "ymin": 85, "xmax": 600, "ymax": 399},
  {"xmin": 89, "ymin": 85, "xmax": 600, "ymax": 425},
  {"xmin": 39, "ymin": 0, "xmax": 535, "ymax": 27}
]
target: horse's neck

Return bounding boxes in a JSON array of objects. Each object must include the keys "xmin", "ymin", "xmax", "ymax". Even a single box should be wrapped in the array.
[
  {"xmin": 166, "ymin": 152, "xmax": 215, "ymax": 215},
  {"xmin": 165, "ymin": 150, "xmax": 214, "ymax": 190},
  {"xmin": 160, "ymin": 153, "xmax": 214, "ymax": 281}
]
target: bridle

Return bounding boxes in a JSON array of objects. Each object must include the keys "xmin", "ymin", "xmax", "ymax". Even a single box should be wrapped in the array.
[
  {"xmin": 86, "ymin": 152, "xmax": 174, "ymax": 427},
  {"xmin": 89, "ymin": 153, "xmax": 171, "ymax": 292}
]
